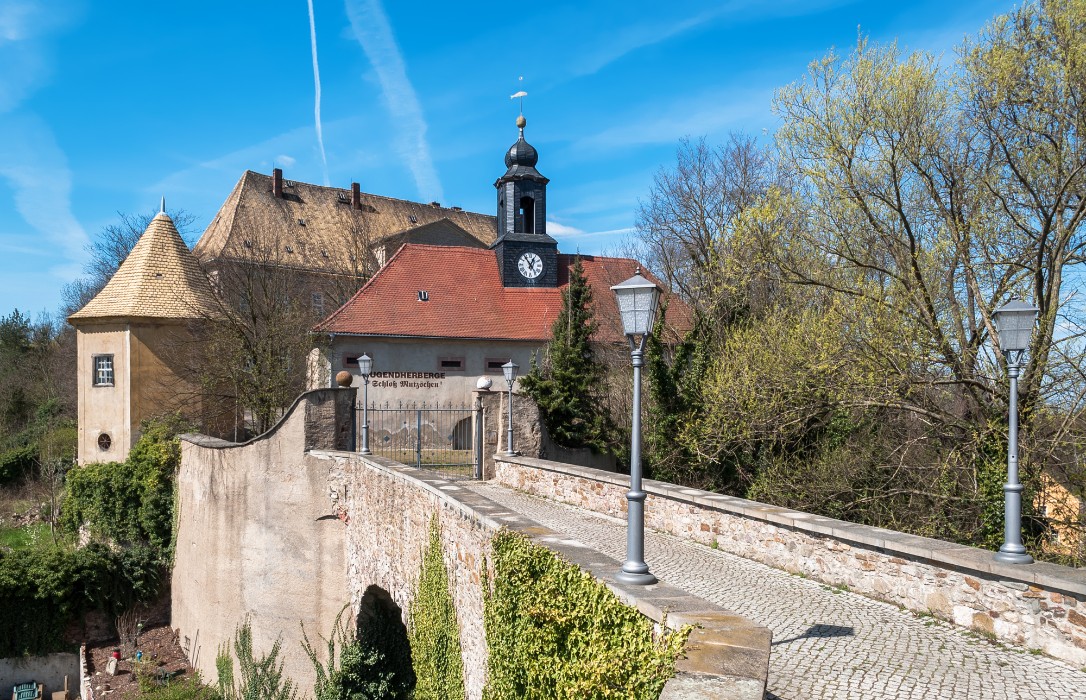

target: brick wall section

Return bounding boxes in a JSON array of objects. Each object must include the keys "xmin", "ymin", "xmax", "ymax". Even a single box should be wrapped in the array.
[{"xmin": 492, "ymin": 455, "xmax": 1086, "ymax": 667}]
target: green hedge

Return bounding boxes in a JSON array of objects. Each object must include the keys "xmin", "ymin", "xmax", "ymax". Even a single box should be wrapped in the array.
[
  {"xmin": 0, "ymin": 543, "xmax": 163, "ymax": 656},
  {"xmin": 483, "ymin": 531, "xmax": 689, "ymax": 700}
]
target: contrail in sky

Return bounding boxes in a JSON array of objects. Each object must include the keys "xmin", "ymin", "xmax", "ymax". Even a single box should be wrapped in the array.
[
  {"xmin": 307, "ymin": 0, "xmax": 329, "ymax": 186},
  {"xmin": 345, "ymin": 0, "xmax": 443, "ymax": 203}
]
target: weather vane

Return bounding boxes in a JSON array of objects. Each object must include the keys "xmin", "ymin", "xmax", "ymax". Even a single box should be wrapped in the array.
[{"xmin": 510, "ymin": 75, "xmax": 527, "ymax": 116}]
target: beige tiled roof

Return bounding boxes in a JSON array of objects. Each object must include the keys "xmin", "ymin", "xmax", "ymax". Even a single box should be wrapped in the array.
[
  {"xmin": 69, "ymin": 212, "xmax": 218, "ymax": 322},
  {"xmin": 193, "ymin": 171, "xmax": 497, "ymax": 273}
]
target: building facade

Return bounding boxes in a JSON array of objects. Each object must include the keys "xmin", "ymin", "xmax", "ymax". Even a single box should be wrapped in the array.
[
  {"xmin": 68, "ymin": 210, "xmax": 217, "ymax": 463},
  {"xmin": 314, "ymin": 118, "xmax": 690, "ymax": 405}
]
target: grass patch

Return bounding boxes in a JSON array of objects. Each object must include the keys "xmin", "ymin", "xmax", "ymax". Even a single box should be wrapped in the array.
[{"xmin": 0, "ymin": 522, "xmax": 51, "ymax": 550}]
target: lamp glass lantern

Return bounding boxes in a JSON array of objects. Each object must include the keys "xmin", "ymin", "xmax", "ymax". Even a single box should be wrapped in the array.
[
  {"xmin": 612, "ymin": 271, "xmax": 661, "ymax": 338},
  {"xmin": 993, "ymin": 300, "xmax": 1038, "ymax": 353},
  {"xmin": 502, "ymin": 360, "xmax": 519, "ymax": 456},
  {"xmin": 502, "ymin": 360, "xmax": 519, "ymax": 386},
  {"xmin": 358, "ymin": 353, "xmax": 373, "ymax": 455},
  {"xmin": 357, "ymin": 353, "xmax": 373, "ymax": 378}
]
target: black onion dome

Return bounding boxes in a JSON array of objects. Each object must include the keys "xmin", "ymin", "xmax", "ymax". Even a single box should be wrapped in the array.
[
  {"xmin": 505, "ymin": 134, "xmax": 538, "ymax": 168},
  {"xmin": 500, "ymin": 116, "xmax": 546, "ymax": 181}
]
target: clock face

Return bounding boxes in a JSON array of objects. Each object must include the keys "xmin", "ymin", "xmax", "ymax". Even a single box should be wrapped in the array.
[{"xmin": 518, "ymin": 252, "xmax": 544, "ymax": 279}]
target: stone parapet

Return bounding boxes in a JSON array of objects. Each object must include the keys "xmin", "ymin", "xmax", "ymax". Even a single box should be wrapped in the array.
[{"xmin": 492, "ymin": 454, "xmax": 1086, "ymax": 668}]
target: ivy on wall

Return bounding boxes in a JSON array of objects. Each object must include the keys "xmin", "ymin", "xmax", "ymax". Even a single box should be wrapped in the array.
[
  {"xmin": 483, "ymin": 531, "xmax": 689, "ymax": 700},
  {"xmin": 408, "ymin": 517, "xmax": 466, "ymax": 700},
  {"xmin": 62, "ymin": 418, "xmax": 184, "ymax": 562}
]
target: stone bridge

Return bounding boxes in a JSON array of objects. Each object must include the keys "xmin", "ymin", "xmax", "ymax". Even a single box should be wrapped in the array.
[{"xmin": 172, "ymin": 388, "xmax": 1086, "ymax": 699}]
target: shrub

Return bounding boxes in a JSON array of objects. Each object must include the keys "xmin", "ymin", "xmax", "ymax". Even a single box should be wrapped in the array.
[
  {"xmin": 483, "ymin": 531, "xmax": 688, "ymax": 700},
  {"xmin": 408, "ymin": 518, "xmax": 465, "ymax": 700}
]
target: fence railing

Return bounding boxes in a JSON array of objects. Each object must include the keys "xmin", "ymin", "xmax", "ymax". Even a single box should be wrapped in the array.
[{"xmin": 353, "ymin": 401, "xmax": 479, "ymax": 480}]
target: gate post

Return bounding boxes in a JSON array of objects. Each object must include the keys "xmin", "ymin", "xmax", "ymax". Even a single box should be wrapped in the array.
[
  {"xmin": 416, "ymin": 409, "xmax": 422, "ymax": 468},
  {"xmin": 473, "ymin": 393, "xmax": 484, "ymax": 479}
]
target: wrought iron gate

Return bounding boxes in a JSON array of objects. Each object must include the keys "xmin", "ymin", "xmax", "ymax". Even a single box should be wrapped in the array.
[{"xmin": 354, "ymin": 401, "xmax": 477, "ymax": 480}]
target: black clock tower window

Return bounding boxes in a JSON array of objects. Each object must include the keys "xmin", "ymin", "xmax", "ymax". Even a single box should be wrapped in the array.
[{"xmin": 519, "ymin": 196, "xmax": 535, "ymax": 234}]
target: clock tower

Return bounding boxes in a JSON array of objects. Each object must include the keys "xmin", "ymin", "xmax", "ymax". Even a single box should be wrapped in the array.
[{"xmin": 492, "ymin": 116, "xmax": 559, "ymax": 288}]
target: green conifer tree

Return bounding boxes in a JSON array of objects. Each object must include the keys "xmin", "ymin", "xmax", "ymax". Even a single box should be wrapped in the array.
[{"xmin": 520, "ymin": 257, "xmax": 613, "ymax": 453}]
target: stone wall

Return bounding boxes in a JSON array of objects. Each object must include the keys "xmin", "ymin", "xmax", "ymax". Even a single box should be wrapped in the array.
[
  {"xmin": 172, "ymin": 388, "xmax": 355, "ymax": 690},
  {"xmin": 492, "ymin": 455, "xmax": 1086, "ymax": 667}
]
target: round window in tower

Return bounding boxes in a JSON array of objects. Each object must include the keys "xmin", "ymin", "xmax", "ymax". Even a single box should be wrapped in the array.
[{"xmin": 97, "ymin": 433, "xmax": 112, "ymax": 451}]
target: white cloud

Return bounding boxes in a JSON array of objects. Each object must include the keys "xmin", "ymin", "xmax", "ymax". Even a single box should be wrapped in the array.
[
  {"xmin": 276, "ymin": 154, "xmax": 297, "ymax": 168},
  {"xmin": 344, "ymin": 0, "xmax": 443, "ymax": 203},
  {"xmin": 547, "ymin": 220, "xmax": 635, "ymax": 240},
  {"xmin": 0, "ymin": 1, "xmax": 87, "ymax": 281},
  {"xmin": 569, "ymin": 0, "xmax": 853, "ymax": 78},
  {"xmin": 0, "ymin": 112, "xmax": 89, "ymax": 270},
  {"xmin": 307, "ymin": 0, "xmax": 329, "ymax": 186}
]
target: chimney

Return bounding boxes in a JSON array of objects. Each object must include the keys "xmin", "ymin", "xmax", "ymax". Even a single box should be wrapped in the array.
[
  {"xmin": 351, "ymin": 182, "xmax": 361, "ymax": 210},
  {"xmin": 272, "ymin": 168, "xmax": 283, "ymax": 198}
]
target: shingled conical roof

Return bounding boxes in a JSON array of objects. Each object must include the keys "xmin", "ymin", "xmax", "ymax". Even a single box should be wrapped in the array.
[{"xmin": 69, "ymin": 212, "xmax": 218, "ymax": 322}]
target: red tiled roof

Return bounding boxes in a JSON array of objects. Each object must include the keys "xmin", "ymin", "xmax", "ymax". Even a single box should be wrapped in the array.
[{"xmin": 316, "ymin": 244, "xmax": 692, "ymax": 343}]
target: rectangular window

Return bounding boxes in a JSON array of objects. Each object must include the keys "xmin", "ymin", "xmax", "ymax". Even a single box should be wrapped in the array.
[
  {"xmin": 485, "ymin": 358, "xmax": 511, "ymax": 374},
  {"xmin": 311, "ymin": 292, "xmax": 324, "ymax": 315},
  {"xmin": 438, "ymin": 357, "xmax": 465, "ymax": 372},
  {"xmin": 93, "ymin": 355, "xmax": 114, "ymax": 387}
]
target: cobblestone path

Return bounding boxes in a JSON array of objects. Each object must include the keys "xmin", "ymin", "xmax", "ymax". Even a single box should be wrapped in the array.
[{"xmin": 465, "ymin": 483, "xmax": 1086, "ymax": 700}]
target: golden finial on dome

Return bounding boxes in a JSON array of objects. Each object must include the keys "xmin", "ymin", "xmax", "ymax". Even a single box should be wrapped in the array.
[{"xmin": 516, "ymin": 115, "xmax": 526, "ymax": 129}]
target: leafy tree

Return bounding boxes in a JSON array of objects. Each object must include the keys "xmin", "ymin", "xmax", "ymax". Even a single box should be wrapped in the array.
[
  {"xmin": 634, "ymin": 0, "xmax": 1086, "ymax": 561},
  {"xmin": 520, "ymin": 257, "xmax": 615, "ymax": 453}
]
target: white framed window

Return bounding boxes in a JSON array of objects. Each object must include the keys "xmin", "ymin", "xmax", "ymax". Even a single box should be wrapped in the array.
[{"xmin": 93, "ymin": 355, "xmax": 114, "ymax": 387}]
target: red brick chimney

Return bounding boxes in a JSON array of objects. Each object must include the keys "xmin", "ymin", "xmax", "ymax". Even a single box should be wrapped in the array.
[
  {"xmin": 351, "ymin": 182, "xmax": 361, "ymax": 210},
  {"xmin": 272, "ymin": 168, "xmax": 283, "ymax": 198}
]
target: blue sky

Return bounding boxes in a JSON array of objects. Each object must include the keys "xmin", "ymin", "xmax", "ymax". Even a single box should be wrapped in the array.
[{"xmin": 0, "ymin": 0, "xmax": 1007, "ymax": 317}]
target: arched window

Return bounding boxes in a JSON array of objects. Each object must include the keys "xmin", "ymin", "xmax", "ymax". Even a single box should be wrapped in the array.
[{"xmin": 519, "ymin": 196, "xmax": 535, "ymax": 234}]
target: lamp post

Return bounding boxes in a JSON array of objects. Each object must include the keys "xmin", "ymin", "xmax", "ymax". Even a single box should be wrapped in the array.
[
  {"xmin": 611, "ymin": 269, "xmax": 661, "ymax": 585},
  {"xmin": 992, "ymin": 299, "xmax": 1038, "ymax": 565},
  {"xmin": 502, "ymin": 360, "xmax": 519, "ymax": 456},
  {"xmin": 358, "ymin": 353, "xmax": 373, "ymax": 456}
]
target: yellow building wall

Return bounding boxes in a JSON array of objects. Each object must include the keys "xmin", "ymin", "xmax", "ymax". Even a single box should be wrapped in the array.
[
  {"xmin": 76, "ymin": 324, "xmax": 130, "ymax": 464},
  {"xmin": 77, "ymin": 321, "xmax": 205, "ymax": 464}
]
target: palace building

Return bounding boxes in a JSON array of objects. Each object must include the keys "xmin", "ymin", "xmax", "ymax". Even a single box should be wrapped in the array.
[
  {"xmin": 70, "ymin": 115, "xmax": 689, "ymax": 463},
  {"xmin": 314, "ymin": 117, "xmax": 690, "ymax": 404}
]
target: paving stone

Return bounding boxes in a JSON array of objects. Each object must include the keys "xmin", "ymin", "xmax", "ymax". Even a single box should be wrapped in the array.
[{"xmin": 466, "ymin": 482, "xmax": 1086, "ymax": 700}]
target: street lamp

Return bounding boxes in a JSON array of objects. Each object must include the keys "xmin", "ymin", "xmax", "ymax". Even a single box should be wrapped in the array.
[
  {"xmin": 611, "ymin": 268, "xmax": 661, "ymax": 585},
  {"xmin": 992, "ymin": 299, "xmax": 1038, "ymax": 565},
  {"xmin": 358, "ymin": 353, "xmax": 373, "ymax": 456},
  {"xmin": 502, "ymin": 360, "xmax": 519, "ymax": 456}
]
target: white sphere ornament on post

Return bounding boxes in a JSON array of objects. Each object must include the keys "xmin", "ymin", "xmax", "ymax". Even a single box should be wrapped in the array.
[
  {"xmin": 992, "ymin": 299, "xmax": 1038, "ymax": 565},
  {"xmin": 611, "ymin": 268, "xmax": 661, "ymax": 586},
  {"xmin": 358, "ymin": 353, "xmax": 373, "ymax": 456},
  {"xmin": 502, "ymin": 360, "xmax": 519, "ymax": 457}
]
